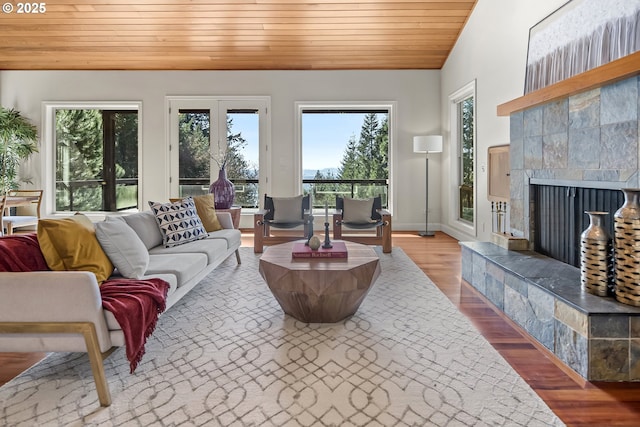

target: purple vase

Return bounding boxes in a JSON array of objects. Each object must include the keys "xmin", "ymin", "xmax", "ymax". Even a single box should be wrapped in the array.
[{"xmin": 209, "ymin": 167, "xmax": 235, "ymax": 209}]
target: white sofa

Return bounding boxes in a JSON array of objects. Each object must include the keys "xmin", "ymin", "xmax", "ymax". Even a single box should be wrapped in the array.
[{"xmin": 0, "ymin": 210, "xmax": 241, "ymax": 406}]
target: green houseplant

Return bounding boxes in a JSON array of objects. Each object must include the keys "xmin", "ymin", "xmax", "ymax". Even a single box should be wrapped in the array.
[{"xmin": 0, "ymin": 106, "xmax": 38, "ymax": 194}]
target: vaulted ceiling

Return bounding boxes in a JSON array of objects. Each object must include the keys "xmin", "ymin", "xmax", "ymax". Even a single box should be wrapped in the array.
[{"xmin": 0, "ymin": 1, "xmax": 477, "ymax": 70}]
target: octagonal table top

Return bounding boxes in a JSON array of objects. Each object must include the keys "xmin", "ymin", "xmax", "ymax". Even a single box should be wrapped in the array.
[{"xmin": 259, "ymin": 240, "xmax": 381, "ymax": 323}]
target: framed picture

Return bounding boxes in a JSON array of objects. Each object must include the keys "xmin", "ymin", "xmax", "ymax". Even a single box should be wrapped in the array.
[{"xmin": 524, "ymin": 0, "xmax": 640, "ymax": 94}]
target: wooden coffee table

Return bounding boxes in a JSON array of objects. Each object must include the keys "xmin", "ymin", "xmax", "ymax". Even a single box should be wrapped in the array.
[{"xmin": 258, "ymin": 240, "xmax": 381, "ymax": 323}]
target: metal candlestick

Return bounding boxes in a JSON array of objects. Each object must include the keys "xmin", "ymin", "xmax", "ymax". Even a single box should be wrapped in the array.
[{"xmin": 322, "ymin": 222, "xmax": 333, "ymax": 249}]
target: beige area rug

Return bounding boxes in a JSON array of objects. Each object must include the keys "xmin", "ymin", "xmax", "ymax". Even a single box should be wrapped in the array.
[{"xmin": 0, "ymin": 247, "xmax": 564, "ymax": 426}]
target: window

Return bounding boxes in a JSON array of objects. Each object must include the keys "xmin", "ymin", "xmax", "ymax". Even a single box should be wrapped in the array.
[
  {"xmin": 298, "ymin": 105, "xmax": 392, "ymax": 209},
  {"xmin": 54, "ymin": 108, "xmax": 139, "ymax": 212},
  {"xmin": 449, "ymin": 81, "xmax": 476, "ymax": 229},
  {"xmin": 459, "ymin": 96, "xmax": 474, "ymax": 222},
  {"xmin": 169, "ymin": 97, "xmax": 268, "ymax": 209}
]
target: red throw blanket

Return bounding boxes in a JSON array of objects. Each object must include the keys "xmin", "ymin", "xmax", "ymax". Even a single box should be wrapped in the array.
[
  {"xmin": 0, "ymin": 233, "xmax": 169, "ymax": 374},
  {"xmin": 0, "ymin": 233, "xmax": 49, "ymax": 272},
  {"xmin": 101, "ymin": 278, "xmax": 169, "ymax": 373}
]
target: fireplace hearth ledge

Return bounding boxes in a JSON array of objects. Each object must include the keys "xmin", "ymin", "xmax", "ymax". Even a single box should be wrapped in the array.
[{"xmin": 461, "ymin": 240, "xmax": 640, "ymax": 382}]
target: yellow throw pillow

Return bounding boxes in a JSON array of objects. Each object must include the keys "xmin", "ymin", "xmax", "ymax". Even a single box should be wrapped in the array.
[
  {"xmin": 37, "ymin": 213, "xmax": 114, "ymax": 284},
  {"xmin": 193, "ymin": 194, "xmax": 223, "ymax": 232}
]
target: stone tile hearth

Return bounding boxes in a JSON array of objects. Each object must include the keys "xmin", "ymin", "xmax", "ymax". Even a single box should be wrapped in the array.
[{"xmin": 461, "ymin": 241, "xmax": 640, "ymax": 381}]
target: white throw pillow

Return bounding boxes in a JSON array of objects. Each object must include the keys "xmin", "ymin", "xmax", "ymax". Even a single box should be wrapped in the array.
[
  {"xmin": 343, "ymin": 197, "xmax": 375, "ymax": 224},
  {"xmin": 149, "ymin": 197, "xmax": 208, "ymax": 247},
  {"xmin": 122, "ymin": 210, "xmax": 164, "ymax": 250},
  {"xmin": 95, "ymin": 218, "xmax": 150, "ymax": 279},
  {"xmin": 272, "ymin": 195, "xmax": 303, "ymax": 222}
]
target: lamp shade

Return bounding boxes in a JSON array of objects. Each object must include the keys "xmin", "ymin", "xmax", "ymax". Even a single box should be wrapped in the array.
[{"xmin": 413, "ymin": 135, "xmax": 443, "ymax": 154}]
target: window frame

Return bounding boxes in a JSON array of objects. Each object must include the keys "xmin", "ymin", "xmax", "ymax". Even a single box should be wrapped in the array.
[
  {"xmin": 448, "ymin": 81, "xmax": 477, "ymax": 236},
  {"xmin": 294, "ymin": 101, "xmax": 396, "ymax": 212},
  {"xmin": 42, "ymin": 101, "xmax": 143, "ymax": 216}
]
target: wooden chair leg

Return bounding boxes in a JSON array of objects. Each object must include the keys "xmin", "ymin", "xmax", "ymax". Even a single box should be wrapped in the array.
[
  {"xmin": 254, "ymin": 213, "xmax": 265, "ymax": 253},
  {"xmin": 333, "ymin": 213, "xmax": 343, "ymax": 240},
  {"xmin": 381, "ymin": 213, "xmax": 392, "ymax": 253},
  {"xmin": 235, "ymin": 249, "xmax": 241, "ymax": 264}
]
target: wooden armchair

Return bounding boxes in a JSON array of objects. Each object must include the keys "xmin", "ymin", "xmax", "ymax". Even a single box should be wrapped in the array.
[
  {"xmin": 254, "ymin": 194, "xmax": 314, "ymax": 253},
  {"xmin": 333, "ymin": 195, "xmax": 392, "ymax": 253}
]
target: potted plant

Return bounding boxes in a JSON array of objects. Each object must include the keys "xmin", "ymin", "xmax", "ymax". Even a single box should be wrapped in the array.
[{"xmin": 0, "ymin": 106, "xmax": 38, "ymax": 194}]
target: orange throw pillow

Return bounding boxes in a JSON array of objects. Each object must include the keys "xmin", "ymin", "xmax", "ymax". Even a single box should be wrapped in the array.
[
  {"xmin": 193, "ymin": 194, "xmax": 223, "ymax": 232},
  {"xmin": 37, "ymin": 213, "xmax": 114, "ymax": 283}
]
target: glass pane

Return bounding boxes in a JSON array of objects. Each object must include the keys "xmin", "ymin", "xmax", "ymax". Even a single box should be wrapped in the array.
[
  {"xmin": 302, "ymin": 111, "xmax": 389, "ymax": 209},
  {"xmin": 55, "ymin": 109, "xmax": 104, "ymax": 211},
  {"xmin": 460, "ymin": 96, "xmax": 474, "ymax": 223},
  {"xmin": 227, "ymin": 111, "xmax": 259, "ymax": 208},
  {"xmin": 179, "ymin": 110, "xmax": 211, "ymax": 197},
  {"xmin": 114, "ymin": 112, "xmax": 138, "ymax": 179},
  {"xmin": 116, "ymin": 184, "xmax": 138, "ymax": 211},
  {"xmin": 114, "ymin": 112, "xmax": 138, "ymax": 210},
  {"xmin": 55, "ymin": 109, "xmax": 139, "ymax": 212}
]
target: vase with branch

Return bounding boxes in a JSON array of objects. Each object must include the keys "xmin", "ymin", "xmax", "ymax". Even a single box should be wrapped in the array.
[{"xmin": 209, "ymin": 141, "xmax": 235, "ymax": 209}]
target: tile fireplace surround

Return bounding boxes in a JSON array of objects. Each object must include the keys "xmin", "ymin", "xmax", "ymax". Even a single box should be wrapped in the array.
[{"xmin": 462, "ymin": 74, "xmax": 640, "ymax": 381}]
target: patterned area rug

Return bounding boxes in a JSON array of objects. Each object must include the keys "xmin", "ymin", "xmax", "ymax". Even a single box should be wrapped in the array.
[{"xmin": 0, "ymin": 247, "xmax": 564, "ymax": 426}]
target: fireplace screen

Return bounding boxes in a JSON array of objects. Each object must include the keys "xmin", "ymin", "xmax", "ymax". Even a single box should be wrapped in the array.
[{"xmin": 533, "ymin": 184, "xmax": 623, "ymax": 267}]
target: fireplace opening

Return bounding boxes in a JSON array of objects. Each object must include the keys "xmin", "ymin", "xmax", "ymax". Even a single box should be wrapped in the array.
[{"xmin": 532, "ymin": 184, "xmax": 624, "ymax": 267}]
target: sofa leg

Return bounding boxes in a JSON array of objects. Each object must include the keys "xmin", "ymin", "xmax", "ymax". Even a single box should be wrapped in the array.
[
  {"xmin": 235, "ymin": 249, "xmax": 241, "ymax": 264},
  {"xmin": 81, "ymin": 323, "xmax": 113, "ymax": 407},
  {"xmin": 0, "ymin": 321, "xmax": 114, "ymax": 407}
]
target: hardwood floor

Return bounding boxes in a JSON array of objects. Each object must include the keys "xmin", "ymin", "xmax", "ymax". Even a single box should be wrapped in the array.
[
  {"xmin": 394, "ymin": 231, "xmax": 640, "ymax": 427},
  {"xmin": 2, "ymin": 231, "xmax": 640, "ymax": 425}
]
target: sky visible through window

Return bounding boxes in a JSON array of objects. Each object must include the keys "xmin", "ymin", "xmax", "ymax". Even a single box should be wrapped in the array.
[{"xmin": 231, "ymin": 113, "xmax": 368, "ymax": 172}]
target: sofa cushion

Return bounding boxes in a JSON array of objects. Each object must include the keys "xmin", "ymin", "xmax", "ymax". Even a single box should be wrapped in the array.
[
  {"xmin": 149, "ymin": 197, "xmax": 208, "ymax": 248},
  {"xmin": 122, "ymin": 210, "xmax": 163, "ymax": 250},
  {"xmin": 37, "ymin": 213, "xmax": 114, "ymax": 283},
  {"xmin": 95, "ymin": 218, "xmax": 149, "ymax": 279},
  {"xmin": 145, "ymin": 253, "xmax": 208, "ymax": 287},
  {"xmin": 193, "ymin": 194, "xmax": 223, "ymax": 232},
  {"xmin": 149, "ymin": 237, "xmax": 228, "ymax": 265},
  {"xmin": 206, "ymin": 228, "xmax": 242, "ymax": 251}
]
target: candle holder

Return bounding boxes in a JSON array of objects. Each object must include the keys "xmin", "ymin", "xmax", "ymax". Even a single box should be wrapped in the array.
[
  {"xmin": 322, "ymin": 221, "xmax": 333, "ymax": 249},
  {"xmin": 322, "ymin": 201, "xmax": 332, "ymax": 249}
]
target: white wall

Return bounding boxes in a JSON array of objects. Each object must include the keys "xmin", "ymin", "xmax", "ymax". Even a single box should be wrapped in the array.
[
  {"xmin": 0, "ymin": 70, "xmax": 441, "ymax": 230},
  {"xmin": 440, "ymin": 0, "xmax": 566, "ymax": 242}
]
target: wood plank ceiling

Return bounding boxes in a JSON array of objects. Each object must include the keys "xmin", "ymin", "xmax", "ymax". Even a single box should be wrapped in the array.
[{"xmin": 0, "ymin": 0, "xmax": 477, "ymax": 70}]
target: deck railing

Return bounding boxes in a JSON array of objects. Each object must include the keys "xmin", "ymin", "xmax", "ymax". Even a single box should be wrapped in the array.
[
  {"xmin": 179, "ymin": 178, "xmax": 389, "ymax": 209},
  {"xmin": 56, "ymin": 179, "xmax": 138, "ymax": 212}
]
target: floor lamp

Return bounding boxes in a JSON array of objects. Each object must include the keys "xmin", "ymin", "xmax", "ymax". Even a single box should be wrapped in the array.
[{"xmin": 413, "ymin": 135, "xmax": 443, "ymax": 237}]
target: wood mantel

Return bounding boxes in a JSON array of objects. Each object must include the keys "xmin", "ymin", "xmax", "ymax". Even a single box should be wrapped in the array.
[{"xmin": 497, "ymin": 51, "xmax": 640, "ymax": 116}]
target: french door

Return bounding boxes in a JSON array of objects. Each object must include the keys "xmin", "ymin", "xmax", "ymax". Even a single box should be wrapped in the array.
[{"xmin": 167, "ymin": 97, "xmax": 270, "ymax": 208}]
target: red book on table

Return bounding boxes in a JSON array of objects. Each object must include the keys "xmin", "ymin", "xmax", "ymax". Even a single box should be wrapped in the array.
[{"xmin": 292, "ymin": 241, "xmax": 348, "ymax": 259}]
